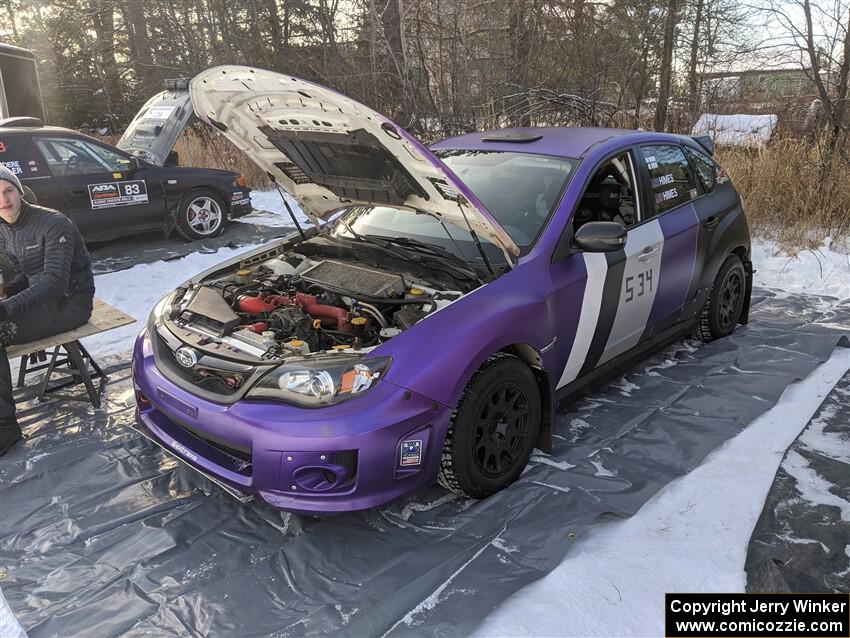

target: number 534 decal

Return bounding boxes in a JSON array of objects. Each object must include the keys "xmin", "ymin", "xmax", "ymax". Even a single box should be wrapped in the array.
[{"xmin": 625, "ymin": 268, "xmax": 653, "ymax": 303}]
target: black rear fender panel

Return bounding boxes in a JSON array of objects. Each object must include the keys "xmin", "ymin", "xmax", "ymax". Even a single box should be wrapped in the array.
[
  {"xmin": 159, "ymin": 168, "xmax": 240, "ymax": 212},
  {"xmin": 685, "ymin": 181, "xmax": 752, "ymax": 324}
]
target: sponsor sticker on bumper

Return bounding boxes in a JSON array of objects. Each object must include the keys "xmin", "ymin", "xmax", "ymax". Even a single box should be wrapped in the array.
[
  {"xmin": 231, "ymin": 193, "xmax": 250, "ymax": 206},
  {"xmin": 401, "ymin": 439, "xmax": 422, "ymax": 466}
]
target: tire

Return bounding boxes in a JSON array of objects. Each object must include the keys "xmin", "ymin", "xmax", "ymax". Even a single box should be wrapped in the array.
[
  {"xmin": 438, "ymin": 352, "xmax": 542, "ymax": 499},
  {"xmin": 696, "ymin": 254, "xmax": 746, "ymax": 342},
  {"xmin": 174, "ymin": 189, "xmax": 227, "ymax": 240}
]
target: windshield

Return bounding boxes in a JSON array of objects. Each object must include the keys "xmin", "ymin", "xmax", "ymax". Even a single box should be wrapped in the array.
[
  {"xmin": 436, "ymin": 150, "xmax": 576, "ymax": 248},
  {"xmin": 331, "ymin": 205, "xmax": 507, "ymax": 266}
]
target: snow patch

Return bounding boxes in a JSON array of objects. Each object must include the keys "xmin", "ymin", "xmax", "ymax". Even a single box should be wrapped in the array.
[
  {"xmin": 590, "ymin": 459, "xmax": 618, "ymax": 478},
  {"xmin": 0, "ymin": 588, "xmax": 26, "ymax": 638},
  {"xmin": 530, "ymin": 481, "xmax": 572, "ymax": 494},
  {"xmin": 752, "ymin": 238, "xmax": 850, "ymax": 301},
  {"xmin": 529, "ymin": 455, "xmax": 577, "ymax": 471},
  {"xmin": 397, "ymin": 494, "xmax": 458, "ymax": 522},
  {"xmin": 782, "ymin": 449, "xmax": 850, "ymax": 522}
]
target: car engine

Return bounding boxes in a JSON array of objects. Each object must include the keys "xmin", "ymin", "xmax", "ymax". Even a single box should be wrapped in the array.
[{"xmin": 173, "ymin": 252, "xmax": 461, "ymax": 359}]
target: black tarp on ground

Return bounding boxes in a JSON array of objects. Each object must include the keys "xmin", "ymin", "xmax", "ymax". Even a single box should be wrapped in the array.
[
  {"xmin": 745, "ymin": 370, "xmax": 850, "ymax": 593},
  {"xmin": 0, "ymin": 289, "xmax": 848, "ymax": 637}
]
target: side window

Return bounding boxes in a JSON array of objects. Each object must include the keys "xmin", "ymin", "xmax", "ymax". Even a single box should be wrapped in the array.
[
  {"xmin": 0, "ymin": 135, "xmax": 48, "ymax": 178},
  {"xmin": 574, "ymin": 151, "xmax": 640, "ymax": 230},
  {"xmin": 640, "ymin": 144, "xmax": 698, "ymax": 216},
  {"xmin": 33, "ymin": 137, "xmax": 126, "ymax": 177},
  {"xmin": 683, "ymin": 146, "xmax": 716, "ymax": 193}
]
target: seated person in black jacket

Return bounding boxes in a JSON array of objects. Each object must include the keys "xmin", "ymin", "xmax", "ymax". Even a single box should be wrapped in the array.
[{"xmin": 0, "ymin": 164, "xmax": 95, "ymax": 456}]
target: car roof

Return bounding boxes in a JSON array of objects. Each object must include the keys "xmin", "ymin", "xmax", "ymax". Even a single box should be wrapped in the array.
[
  {"xmin": 1, "ymin": 123, "xmax": 94, "ymax": 137},
  {"xmin": 431, "ymin": 126, "xmax": 690, "ymax": 159},
  {"xmin": 0, "ymin": 124, "xmax": 118, "ymax": 149}
]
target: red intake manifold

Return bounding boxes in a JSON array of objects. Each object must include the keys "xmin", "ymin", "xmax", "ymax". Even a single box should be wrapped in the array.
[{"xmin": 238, "ymin": 292, "xmax": 351, "ymax": 332}]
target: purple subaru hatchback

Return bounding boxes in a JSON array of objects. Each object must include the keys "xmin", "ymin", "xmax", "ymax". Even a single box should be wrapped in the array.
[{"xmin": 132, "ymin": 66, "xmax": 752, "ymax": 515}]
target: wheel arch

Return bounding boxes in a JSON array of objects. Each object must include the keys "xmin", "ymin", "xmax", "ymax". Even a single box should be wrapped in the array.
[
  {"xmin": 500, "ymin": 343, "xmax": 554, "ymax": 454},
  {"xmin": 730, "ymin": 244, "xmax": 753, "ymax": 324}
]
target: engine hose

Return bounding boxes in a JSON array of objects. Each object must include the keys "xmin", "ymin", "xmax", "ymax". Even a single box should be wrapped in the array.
[
  {"xmin": 355, "ymin": 302, "xmax": 388, "ymax": 329},
  {"xmin": 368, "ymin": 297, "xmax": 437, "ymax": 313},
  {"xmin": 284, "ymin": 279, "xmax": 438, "ymax": 313}
]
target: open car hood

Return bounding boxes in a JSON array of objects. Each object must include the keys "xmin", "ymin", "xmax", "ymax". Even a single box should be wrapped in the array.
[
  {"xmin": 117, "ymin": 84, "xmax": 193, "ymax": 166},
  {"xmin": 188, "ymin": 66, "xmax": 519, "ymax": 261}
]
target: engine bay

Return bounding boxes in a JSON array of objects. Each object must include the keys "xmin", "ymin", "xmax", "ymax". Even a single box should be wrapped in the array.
[{"xmin": 167, "ymin": 250, "xmax": 463, "ymax": 360}]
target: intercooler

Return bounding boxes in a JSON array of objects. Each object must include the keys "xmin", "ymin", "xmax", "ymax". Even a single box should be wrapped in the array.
[{"xmin": 300, "ymin": 260, "xmax": 405, "ymax": 298}]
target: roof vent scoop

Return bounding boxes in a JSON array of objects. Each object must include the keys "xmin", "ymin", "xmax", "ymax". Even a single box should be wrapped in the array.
[{"xmin": 481, "ymin": 132, "xmax": 542, "ymax": 143}]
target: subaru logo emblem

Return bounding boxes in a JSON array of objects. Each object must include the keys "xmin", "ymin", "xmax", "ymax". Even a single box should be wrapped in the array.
[{"xmin": 175, "ymin": 347, "xmax": 199, "ymax": 368}]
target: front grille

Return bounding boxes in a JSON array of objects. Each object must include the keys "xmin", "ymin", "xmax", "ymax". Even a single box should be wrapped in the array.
[
  {"xmin": 301, "ymin": 260, "xmax": 404, "ymax": 298},
  {"xmin": 153, "ymin": 333, "xmax": 246, "ymax": 397},
  {"xmin": 333, "ymin": 449, "xmax": 358, "ymax": 484},
  {"xmin": 171, "ymin": 415, "xmax": 252, "ymax": 466}
]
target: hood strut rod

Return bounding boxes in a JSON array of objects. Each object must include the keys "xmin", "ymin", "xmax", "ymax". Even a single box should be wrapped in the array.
[
  {"xmin": 270, "ymin": 174, "xmax": 307, "ymax": 241},
  {"xmin": 456, "ymin": 200, "xmax": 496, "ymax": 278}
]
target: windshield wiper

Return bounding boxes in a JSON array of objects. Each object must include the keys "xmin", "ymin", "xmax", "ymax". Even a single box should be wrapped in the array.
[
  {"xmin": 367, "ymin": 234, "xmax": 484, "ymax": 283},
  {"xmin": 324, "ymin": 221, "xmax": 418, "ymax": 264}
]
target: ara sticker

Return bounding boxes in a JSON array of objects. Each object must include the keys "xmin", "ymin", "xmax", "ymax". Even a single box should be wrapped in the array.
[
  {"xmin": 400, "ymin": 439, "xmax": 422, "ymax": 466},
  {"xmin": 88, "ymin": 180, "xmax": 149, "ymax": 209}
]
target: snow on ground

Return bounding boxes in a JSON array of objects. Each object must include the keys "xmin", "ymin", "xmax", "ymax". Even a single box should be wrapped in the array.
[
  {"xmin": 0, "ymin": 587, "xmax": 25, "ymax": 638},
  {"xmin": 751, "ymin": 237, "xmax": 850, "ymax": 300},
  {"xmin": 241, "ymin": 189, "xmax": 311, "ymax": 227}
]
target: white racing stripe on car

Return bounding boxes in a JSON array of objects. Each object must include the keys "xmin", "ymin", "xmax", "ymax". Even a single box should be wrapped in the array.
[
  {"xmin": 557, "ymin": 252, "xmax": 608, "ymax": 389},
  {"xmin": 598, "ymin": 218, "xmax": 665, "ymax": 366}
]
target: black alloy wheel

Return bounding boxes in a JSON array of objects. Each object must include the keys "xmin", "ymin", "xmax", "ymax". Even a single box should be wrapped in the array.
[
  {"xmin": 717, "ymin": 265, "xmax": 745, "ymax": 333},
  {"xmin": 472, "ymin": 382, "xmax": 532, "ymax": 478},
  {"xmin": 697, "ymin": 254, "xmax": 746, "ymax": 342},
  {"xmin": 439, "ymin": 353, "xmax": 542, "ymax": 499}
]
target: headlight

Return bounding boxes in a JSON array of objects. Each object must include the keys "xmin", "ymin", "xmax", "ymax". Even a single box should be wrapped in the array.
[{"xmin": 247, "ymin": 354, "xmax": 392, "ymax": 407}]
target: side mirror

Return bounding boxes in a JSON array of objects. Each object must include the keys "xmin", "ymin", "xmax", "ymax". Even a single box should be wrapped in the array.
[
  {"xmin": 118, "ymin": 156, "xmax": 141, "ymax": 172},
  {"xmin": 573, "ymin": 221, "xmax": 627, "ymax": 252},
  {"xmin": 165, "ymin": 150, "xmax": 180, "ymax": 167}
]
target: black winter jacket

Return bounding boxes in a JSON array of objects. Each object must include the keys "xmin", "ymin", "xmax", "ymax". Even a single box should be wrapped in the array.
[{"xmin": 0, "ymin": 203, "xmax": 94, "ymax": 317}]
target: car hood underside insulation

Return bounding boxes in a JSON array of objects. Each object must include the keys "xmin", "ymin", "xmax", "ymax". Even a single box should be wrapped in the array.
[{"xmin": 1, "ymin": 288, "xmax": 848, "ymax": 637}]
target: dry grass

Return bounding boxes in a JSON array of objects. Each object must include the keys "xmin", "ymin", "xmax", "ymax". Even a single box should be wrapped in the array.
[
  {"xmin": 96, "ymin": 129, "xmax": 271, "ymax": 188},
  {"xmin": 716, "ymin": 137, "xmax": 850, "ymax": 250},
  {"xmin": 174, "ymin": 128, "xmax": 271, "ymax": 188}
]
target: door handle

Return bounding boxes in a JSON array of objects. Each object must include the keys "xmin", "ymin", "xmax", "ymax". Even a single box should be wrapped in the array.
[
  {"xmin": 638, "ymin": 247, "xmax": 659, "ymax": 261},
  {"xmin": 702, "ymin": 215, "xmax": 719, "ymax": 229}
]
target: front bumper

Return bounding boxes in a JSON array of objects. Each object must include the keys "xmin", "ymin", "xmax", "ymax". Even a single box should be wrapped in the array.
[{"xmin": 131, "ymin": 329, "xmax": 452, "ymax": 515}]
